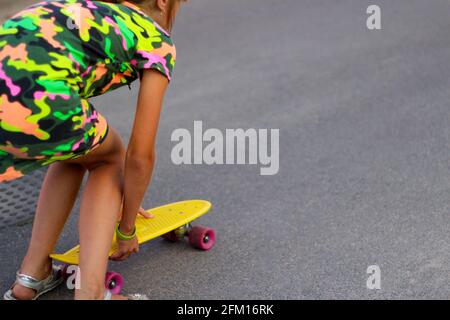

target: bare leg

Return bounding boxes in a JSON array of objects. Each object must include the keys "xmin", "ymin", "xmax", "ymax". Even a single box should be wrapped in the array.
[
  {"xmin": 12, "ymin": 162, "xmax": 86, "ymax": 299},
  {"xmin": 12, "ymin": 127, "xmax": 126, "ymax": 300},
  {"xmin": 64, "ymin": 128, "xmax": 126, "ymax": 300}
]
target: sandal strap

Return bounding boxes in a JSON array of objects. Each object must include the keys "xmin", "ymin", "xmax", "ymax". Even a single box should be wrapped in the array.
[
  {"xmin": 15, "ymin": 273, "xmax": 46, "ymax": 292},
  {"xmin": 15, "ymin": 265, "xmax": 60, "ymax": 292},
  {"xmin": 16, "ymin": 273, "xmax": 53, "ymax": 292}
]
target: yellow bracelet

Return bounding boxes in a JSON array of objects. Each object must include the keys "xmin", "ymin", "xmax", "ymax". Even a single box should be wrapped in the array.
[{"xmin": 116, "ymin": 224, "xmax": 136, "ymax": 241}]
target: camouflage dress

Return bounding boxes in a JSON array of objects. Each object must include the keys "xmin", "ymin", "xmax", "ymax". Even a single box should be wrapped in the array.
[{"xmin": 0, "ymin": 0, "xmax": 176, "ymax": 182}]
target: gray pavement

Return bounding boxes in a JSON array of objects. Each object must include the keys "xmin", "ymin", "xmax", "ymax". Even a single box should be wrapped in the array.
[
  {"xmin": 0, "ymin": 0, "xmax": 36, "ymax": 22},
  {"xmin": 1, "ymin": 0, "xmax": 450, "ymax": 299}
]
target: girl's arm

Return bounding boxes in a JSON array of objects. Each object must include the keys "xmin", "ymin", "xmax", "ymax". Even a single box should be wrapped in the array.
[{"xmin": 111, "ymin": 69, "xmax": 168, "ymax": 260}]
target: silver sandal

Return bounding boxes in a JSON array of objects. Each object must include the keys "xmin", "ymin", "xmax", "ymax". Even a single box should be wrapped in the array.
[{"xmin": 3, "ymin": 265, "xmax": 64, "ymax": 300}]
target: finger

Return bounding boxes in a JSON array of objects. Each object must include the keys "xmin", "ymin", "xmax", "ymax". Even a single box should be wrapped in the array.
[
  {"xmin": 139, "ymin": 209, "xmax": 154, "ymax": 219},
  {"xmin": 138, "ymin": 207, "xmax": 148, "ymax": 215},
  {"xmin": 113, "ymin": 252, "xmax": 129, "ymax": 261},
  {"xmin": 111, "ymin": 249, "xmax": 130, "ymax": 261},
  {"xmin": 110, "ymin": 252, "xmax": 123, "ymax": 261}
]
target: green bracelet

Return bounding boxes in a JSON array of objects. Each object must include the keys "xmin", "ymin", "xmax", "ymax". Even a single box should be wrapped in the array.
[{"xmin": 116, "ymin": 224, "xmax": 137, "ymax": 241}]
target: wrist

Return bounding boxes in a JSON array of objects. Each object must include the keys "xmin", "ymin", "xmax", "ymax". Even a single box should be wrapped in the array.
[
  {"xmin": 116, "ymin": 223, "xmax": 136, "ymax": 241},
  {"xmin": 119, "ymin": 223, "xmax": 134, "ymax": 235}
]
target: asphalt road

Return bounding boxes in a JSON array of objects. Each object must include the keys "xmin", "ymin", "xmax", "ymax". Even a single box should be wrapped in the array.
[{"xmin": 1, "ymin": 0, "xmax": 450, "ymax": 299}]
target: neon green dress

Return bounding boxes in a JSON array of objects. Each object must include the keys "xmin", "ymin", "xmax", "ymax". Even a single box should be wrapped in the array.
[{"xmin": 0, "ymin": 1, "xmax": 176, "ymax": 182}]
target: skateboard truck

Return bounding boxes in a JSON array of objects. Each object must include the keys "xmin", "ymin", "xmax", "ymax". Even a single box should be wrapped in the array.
[
  {"xmin": 175, "ymin": 223, "xmax": 192, "ymax": 239},
  {"xmin": 162, "ymin": 222, "xmax": 216, "ymax": 250}
]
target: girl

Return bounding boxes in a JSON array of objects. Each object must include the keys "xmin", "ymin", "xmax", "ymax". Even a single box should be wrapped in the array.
[{"xmin": 0, "ymin": 0, "xmax": 185, "ymax": 299}]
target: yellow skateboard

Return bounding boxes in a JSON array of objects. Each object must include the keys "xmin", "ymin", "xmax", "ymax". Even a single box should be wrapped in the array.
[{"xmin": 50, "ymin": 200, "xmax": 215, "ymax": 294}]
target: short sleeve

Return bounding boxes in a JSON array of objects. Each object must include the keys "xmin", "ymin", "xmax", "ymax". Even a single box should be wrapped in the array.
[{"xmin": 134, "ymin": 34, "xmax": 176, "ymax": 82}]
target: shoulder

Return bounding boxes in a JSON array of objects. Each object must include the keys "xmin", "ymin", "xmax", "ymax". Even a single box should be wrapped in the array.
[
  {"xmin": 133, "ymin": 24, "xmax": 176, "ymax": 82},
  {"xmin": 134, "ymin": 34, "xmax": 176, "ymax": 82}
]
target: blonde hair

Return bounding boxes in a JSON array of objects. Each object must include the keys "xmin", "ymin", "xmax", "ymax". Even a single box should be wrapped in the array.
[
  {"xmin": 101, "ymin": 1, "xmax": 181, "ymax": 11},
  {"xmin": 102, "ymin": 0, "xmax": 184, "ymax": 32}
]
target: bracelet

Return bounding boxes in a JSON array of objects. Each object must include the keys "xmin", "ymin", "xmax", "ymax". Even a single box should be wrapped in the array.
[{"xmin": 116, "ymin": 223, "xmax": 137, "ymax": 241}]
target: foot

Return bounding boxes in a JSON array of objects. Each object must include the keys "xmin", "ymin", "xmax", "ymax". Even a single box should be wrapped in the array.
[{"xmin": 11, "ymin": 262, "xmax": 53, "ymax": 300}]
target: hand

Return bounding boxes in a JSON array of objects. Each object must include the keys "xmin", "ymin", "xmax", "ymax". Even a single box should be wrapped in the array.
[
  {"xmin": 117, "ymin": 206, "xmax": 154, "ymax": 221},
  {"xmin": 138, "ymin": 207, "xmax": 154, "ymax": 219},
  {"xmin": 110, "ymin": 235, "xmax": 139, "ymax": 261}
]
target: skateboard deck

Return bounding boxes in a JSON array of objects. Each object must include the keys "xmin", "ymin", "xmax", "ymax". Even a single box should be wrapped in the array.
[{"xmin": 50, "ymin": 200, "xmax": 213, "ymax": 266}]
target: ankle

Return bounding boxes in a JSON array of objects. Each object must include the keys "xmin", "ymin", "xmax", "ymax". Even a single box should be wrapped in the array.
[
  {"xmin": 20, "ymin": 257, "xmax": 52, "ymax": 279},
  {"xmin": 11, "ymin": 259, "xmax": 53, "ymax": 300}
]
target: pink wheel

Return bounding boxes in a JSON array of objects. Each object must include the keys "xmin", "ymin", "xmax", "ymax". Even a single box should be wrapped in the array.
[
  {"xmin": 105, "ymin": 272, "xmax": 123, "ymax": 295},
  {"xmin": 188, "ymin": 226, "xmax": 216, "ymax": 251},
  {"xmin": 162, "ymin": 230, "xmax": 179, "ymax": 242}
]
